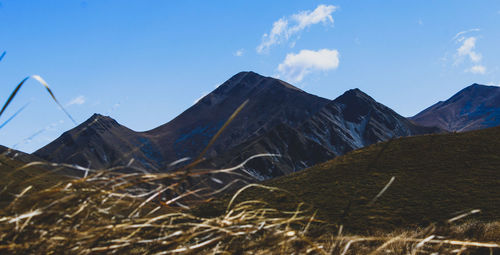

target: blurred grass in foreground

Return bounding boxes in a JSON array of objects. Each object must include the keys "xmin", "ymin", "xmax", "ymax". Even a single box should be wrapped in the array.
[{"xmin": 0, "ymin": 149, "xmax": 499, "ymax": 254}]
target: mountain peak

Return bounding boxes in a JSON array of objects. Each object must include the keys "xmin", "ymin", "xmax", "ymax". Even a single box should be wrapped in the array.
[
  {"xmin": 343, "ymin": 88, "xmax": 366, "ymax": 96},
  {"xmin": 460, "ymin": 83, "xmax": 500, "ymax": 92},
  {"xmin": 212, "ymin": 71, "xmax": 303, "ymax": 97},
  {"xmin": 79, "ymin": 113, "xmax": 121, "ymax": 133},
  {"xmin": 412, "ymin": 83, "xmax": 500, "ymax": 131},
  {"xmin": 334, "ymin": 88, "xmax": 375, "ymax": 106},
  {"xmin": 463, "ymin": 83, "xmax": 489, "ymax": 91},
  {"xmin": 145, "ymin": 70, "xmax": 329, "ymax": 164},
  {"xmin": 448, "ymin": 83, "xmax": 500, "ymax": 103},
  {"xmin": 87, "ymin": 113, "xmax": 116, "ymax": 123}
]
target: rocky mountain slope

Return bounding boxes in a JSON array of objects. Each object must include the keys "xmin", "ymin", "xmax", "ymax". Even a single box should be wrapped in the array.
[
  {"xmin": 203, "ymin": 88, "xmax": 440, "ymax": 180},
  {"xmin": 34, "ymin": 114, "xmax": 164, "ymax": 170},
  {"xmin": 34, "ymin": 72, "xmax": 446, "ymax": 177},
  {"xmin": 411, "ymin": 84, "xmax": 500, "ymax": 131},
  {"xmin": 34, "ymin": 72, "xmax": 330, "ymax": 170},
  {"xmin": 146, "ymin": 71, "xmax": 330, "ymax": 162}
]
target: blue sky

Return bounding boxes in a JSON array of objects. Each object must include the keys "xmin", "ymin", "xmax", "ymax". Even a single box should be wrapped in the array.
[{"xmin": 1, "ymin": 0, "xmax": 499, "ymax": 153}]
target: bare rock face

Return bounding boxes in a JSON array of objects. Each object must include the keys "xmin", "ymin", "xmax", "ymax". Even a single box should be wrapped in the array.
[{"xmin": 412, "ymin": 84, "xmax": 500, "ymax": 132}]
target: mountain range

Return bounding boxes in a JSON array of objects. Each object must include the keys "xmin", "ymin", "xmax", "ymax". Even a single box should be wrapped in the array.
[
  {"xmin": 411, "ymin": 83, "xmax": 500, "ymax": 131},
  {"xmin": 31, "ymin": 72, "xmax": 500, "ymax": 183},
  {"xmin": 34, "ymin": 72, "xmax": 330, "ymax": 171},
  {"xmin": 202, "ymin": 88, "xmax": 439, "ymax": 181}
]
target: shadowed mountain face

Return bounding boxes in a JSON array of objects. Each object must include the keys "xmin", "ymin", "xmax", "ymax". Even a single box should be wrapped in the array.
[
  {"xmin": 146, "ymin": 71, "xmax": 330, "ymax": 162},
  {"xmin": 34, "ymin": 114, "xmax": 164, "ymax": 170},
  {"xmin": 34, "ymin": 72, "xmax": 330, "ymax": 170},
  {"xmin": 204, "ymin": 89, "xmax": 440, "ymax": 180},
  {"xmin": 411, "ymin": 84, "xmax": 500, "ymax": 132},
  {"xmin": 34, "ymin": 71, "xmax": 445, "ymax": 178},
  {"xmin": 301, "ymin": 89, "xmax": 440, "ymax": 154}
]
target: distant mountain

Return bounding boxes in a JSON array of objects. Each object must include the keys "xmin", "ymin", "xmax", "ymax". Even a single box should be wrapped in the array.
[
  {"xmin": 34, "ymin": 114, "xmax": 164, "ymax": 170},
  {"xmin": 34, "ymin": 72, "xmax": 330, "ymax": 170},
  {"xmin": 300, "ymin": 89, "xmax": 439, "ymax": 154},
  {"xmin": 411, "ymin": 84, "xmax": 500, "ymax": 131},
  {"xmin": 203, "ymin": 88, "xmax": 440, "ymax": 180}
]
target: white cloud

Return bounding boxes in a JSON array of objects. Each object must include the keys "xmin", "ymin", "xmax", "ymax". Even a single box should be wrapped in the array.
[
  {"xmin": 66, "ymin": 95, "xmax": 86, "ymax": 106},
  {"xmin": 234, "ymin": 49, "xmax": 244, "ymax": 57},
  {"xmin": 457, "ymin": 37, "xmax": 482, "ymax": 63},
  {"xmin": 257, "ymin": 18, "xmax": 288, "ymax": 54},
  {"xmin": 277, "ymin": 49, "xmax": 339, "ymax": 83},
  {"xmin": 257, "ymin": 5, "xmax": 337, "ymax": 53},
  {"xmin": 289, "ymin": 4, "xmax": 336, "ymax": 33},
  {"xmin": 451, "ymin": 29, "xmax": 487, "ymax": 75},
  {"xmin": 467, "ymin": 65, "xmax": 486, "ymax": 74}
]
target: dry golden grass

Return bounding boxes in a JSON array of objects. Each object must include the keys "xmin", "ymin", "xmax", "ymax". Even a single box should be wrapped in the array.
[{"xmin": 0, "ymin": 160, "xmax": 499, "ymax": 254}]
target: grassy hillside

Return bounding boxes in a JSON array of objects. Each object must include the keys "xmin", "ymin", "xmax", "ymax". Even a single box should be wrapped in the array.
[{"xmin": 229, "ymin": 126, "xmax": 500, "ymax": 234}]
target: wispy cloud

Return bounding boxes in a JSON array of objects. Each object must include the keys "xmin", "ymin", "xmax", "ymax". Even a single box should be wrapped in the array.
[
  {"xmin": 456, "ymin": 37, "xmax": 482, "ymax": 63},
  {"xmin": 105, "ymin": 101, "xmax": 122, "ymax": 116},
  {"xmin": 257, "ymin": 18, "xmax": 288, "ymax": 54},
  {"xmin": 66, "ymin": 95, "xmax": 86, "ymax": 107},
  {"xmin": 467, "ymin": 65, "xmax": 486, "ymax": 74},
  {"xmin": 452, "ymin": 29, "xmax": 486, "ymax": 75},
  {"xmin": 277, "ymin": 49, "xmax": 339, "ymax": 83},
  {"xmin": 12, "ymin": 120, "xmax": 64, "ymax": 149},
  {"xmin": 452, "ymin": 28, "xmax": 480, "ymax": 41},
  {"xmin": 233, "ymin": 49, "xmax": 244, "ymax": 57},
  {"xmin": 257, "ymin": 5, "xmax": 337, "ymax": 54}
]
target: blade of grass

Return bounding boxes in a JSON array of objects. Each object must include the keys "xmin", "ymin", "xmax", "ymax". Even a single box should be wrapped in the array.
[
  {"xmin": 0, "ymin": 75, "xmax": 77, "ymax": 125},
  {"xmin": 0, "ymin": 77, "xmax": 28, "ymax": 118},
  {"xmin": 195, "ymin": 99, "xmax": 249, "ymax": 162},
  {"xmin": 179, "ymin": 99, "xmax": 249, "ymax": 171},
  {"xmin": 0, "ymin": 103, "xmax": 29, "ymax": 129},
  {"xmin": 31, "ymin": 75, "xmax": 77, "ymax": 125},
  {"xmin": 367, "ymin": 176, "xmax": 395, "ymax": 206}
]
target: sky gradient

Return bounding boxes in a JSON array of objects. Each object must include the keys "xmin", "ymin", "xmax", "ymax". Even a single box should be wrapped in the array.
[{"xmin": 1, "ymin": 0, "xmax": 499, "ymax": 153}]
